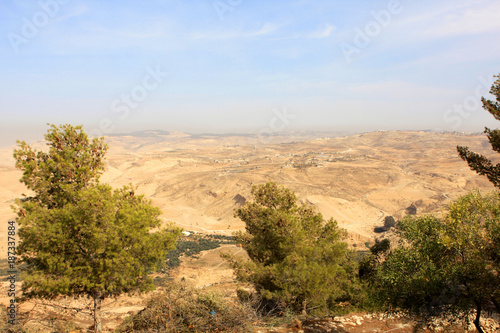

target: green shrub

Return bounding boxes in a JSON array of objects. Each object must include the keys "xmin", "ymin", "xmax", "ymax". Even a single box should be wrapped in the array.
[{"xmin": 383, "ymin": 216, "xmax": 397, "ymax": 230}]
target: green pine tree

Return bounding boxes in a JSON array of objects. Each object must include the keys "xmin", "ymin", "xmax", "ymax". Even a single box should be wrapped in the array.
[
  {"xmin": 223, "ymin": 182, "xmax": 353, "ymax": 315},
  {"xmin": 13, "ymin": 124, "xmax": 181, "ymax": 333},
  {"xmin": 457, "ymin": 74, "xmax": 500, "ymax": 187}
]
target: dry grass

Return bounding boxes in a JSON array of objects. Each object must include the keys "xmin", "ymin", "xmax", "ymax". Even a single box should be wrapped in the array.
[{"xmin": 115, "ymin": 281, "xmax": 257, "ymax": 333}]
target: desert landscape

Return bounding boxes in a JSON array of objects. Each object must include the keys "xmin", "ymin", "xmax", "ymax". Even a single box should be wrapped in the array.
[
  {"xmin": 2, "ymin": 129, "xmax": 497, "ymax": 258},
  {"xmin": 2, "ymin": 130, "xmax": 496, "ymax": 250},
  {"xmin": 1, "ymin": 129, "xmax": 498, "ymax": 331},
  {"xmin": 3, "ymin": 1, "xmax": 499, "ymax": 330}
]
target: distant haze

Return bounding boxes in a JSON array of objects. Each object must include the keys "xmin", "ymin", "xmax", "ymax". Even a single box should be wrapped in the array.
[{"xmin": 1, "ymin": 0, "xmax": 499, "ymax": 146}]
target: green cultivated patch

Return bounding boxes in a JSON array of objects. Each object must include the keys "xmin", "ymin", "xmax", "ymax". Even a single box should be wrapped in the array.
[{"xmin": 161, "ymin": 234, "xmax": 236, "ymax": 271}]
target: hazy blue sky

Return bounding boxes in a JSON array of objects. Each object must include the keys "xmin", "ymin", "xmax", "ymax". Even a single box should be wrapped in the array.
[{"xmin": 1, "ymin": 0, "xmax": 499, "ymax": 146}]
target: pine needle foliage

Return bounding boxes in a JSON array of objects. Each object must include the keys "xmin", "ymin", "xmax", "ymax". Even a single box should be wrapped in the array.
[
  {"xmin": 223, "ymin": 182, "xmax": 353, "ymax": 315},
  {"xmin": 457, "ymin": 74, "xmax": 500, "ymax": 187},
  {"xmin": 13, "ymin": 124, "xmax": 181, "ymax": 332}
]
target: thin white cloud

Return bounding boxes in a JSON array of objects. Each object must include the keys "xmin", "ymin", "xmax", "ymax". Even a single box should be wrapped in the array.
[
  {"xmin": 420, "ymin": 3, "xmax": 500, "ymax": 37},
  {"xmin": 53, "ymin": 4, "xmax": 89, "ymax": 23},
  {"xmin": 308, "ymin": 23, "xmax": 335, "ymax": 39},
  {"xmin": 394, "ymin": 1, "xmax": 500, "ymax": 39},
  {"xmin": 250, "ymin": 22, "xmax": 279, "ymax": 36},
  {"xmin": 190, "ymin": 23, "xmax": 280, "ymax": 40},
  {"xmin": 396, "ymin": 40, "xmax": 500, "ymax": 70},
  {"xmin": 339, "ymin": 1, "xmax": 500, "ymax": 69}
]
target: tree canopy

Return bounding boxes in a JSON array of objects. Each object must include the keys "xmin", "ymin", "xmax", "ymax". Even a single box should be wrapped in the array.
[
  {"xmin": 14, "ymin": 124, "xmax": 181, "ymax": 332},
  {"xmin": 457, "ymin": 74, "xmax": 500, "ymax": 187},
  {"xmin": 14, "ymin": 124, "xmax": 108, "ymax": 208},
  {"xmin": 373, "ymin": 191, "xmax": 500, "ymax": 332},
  {"xmin": 223, "ymin": 182, "xmax": 353, "ymax": 315}
]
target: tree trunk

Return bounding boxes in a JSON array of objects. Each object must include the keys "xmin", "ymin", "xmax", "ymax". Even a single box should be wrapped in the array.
[
  {"xmin": 301, "ymin": 299, "xmax": 307, "ymax": 315},
  {"xmin": 473, "ymin": 300, "xmax": 484, "ymax": 333},
  {"xmin": 492, "ymin": 297, "xmax": 500, "ymax": 314},
  {"xmin": 93, "ymin": 293, "xmax": 102, "ymax": 333}
]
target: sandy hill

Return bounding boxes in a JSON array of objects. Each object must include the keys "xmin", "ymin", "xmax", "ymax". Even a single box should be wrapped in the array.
[
  {"xmin": 1, "ymin": 130, "xmax": 499, "ymax": 331},
  {"xmin": 1, "ymin": 130, "xmax": 496, "ymax": 254}
]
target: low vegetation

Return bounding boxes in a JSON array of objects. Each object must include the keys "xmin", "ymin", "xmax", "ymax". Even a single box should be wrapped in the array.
[{"xmin": 115, "ymin": 282, "xmax": 255, "ymax": 333}]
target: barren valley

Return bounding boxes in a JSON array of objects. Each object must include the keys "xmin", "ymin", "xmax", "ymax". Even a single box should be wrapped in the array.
[
  {"xmin": 0, "ymin": 129, "xmax": 498, "ymax": 331},
  {"xmin": 1, "ymin": 129, "xmax": 497, "ymax": 255}
]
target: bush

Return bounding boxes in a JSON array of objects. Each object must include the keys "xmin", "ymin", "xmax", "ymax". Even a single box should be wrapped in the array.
[
  {"xmin": 383, "ymin": 216, "xmax": 397, "ymax": 230},
  {"xmin": 359, "ymin": 239, "xmax": 390, "ymax": 280},
  {"xmin": 115, "ymin": 282, "xmax": 255, "ymax": 332}
]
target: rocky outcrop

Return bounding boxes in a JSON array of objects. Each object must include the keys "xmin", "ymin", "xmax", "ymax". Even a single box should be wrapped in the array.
[
  {"xmin": 233, "ymin": 194, "xmax": 246, "ymax": 205},
  {"xmin": 405, "ymin": 203, "xmax": 417, "ymax": 215}
]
